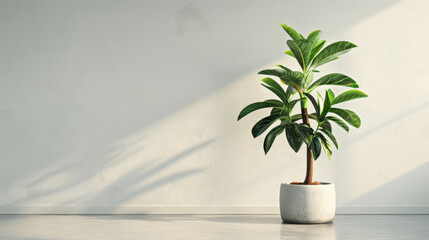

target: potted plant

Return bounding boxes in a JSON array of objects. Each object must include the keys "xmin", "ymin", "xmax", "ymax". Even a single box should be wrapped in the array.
[{"xmin": 237, "ymin": 24, "xmax": 367, "ymax": 223}]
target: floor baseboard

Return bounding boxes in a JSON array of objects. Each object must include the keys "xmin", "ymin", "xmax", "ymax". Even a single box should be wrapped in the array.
[{"xmin": 0, "ymin": 205, "xmax": 427, "ymax": 215}]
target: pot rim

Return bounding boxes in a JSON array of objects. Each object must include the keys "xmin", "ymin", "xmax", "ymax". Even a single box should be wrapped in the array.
[{"xmin": 282, "ymin": 182, "xmax": 334, "ymax": 187}]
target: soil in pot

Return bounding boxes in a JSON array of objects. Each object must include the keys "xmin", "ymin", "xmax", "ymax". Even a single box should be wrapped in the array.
[{"xmin": 290, "ymin": 181, "xmax": 322, "ymax": 185}]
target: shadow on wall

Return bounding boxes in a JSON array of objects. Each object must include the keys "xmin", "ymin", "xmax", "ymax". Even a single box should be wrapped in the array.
[
  {"xmin": 18, "ymin": 138, "xmax": 215, "ymax": 206},
  {"xmin": 89, "ymin": 138, "xmax": 217, "ymax": 206},
  {"xmin": 0, "ymin": 0, "xmax": 401, "ymax": 206},
  {"xmin": 341, "ymin": 100, "xmax": 429, "ymax": 146},
  {"xmin": 332, "ymin": 99, "xmax": 429, "ymax": 205},
  {"xmin": 346, "ymin": 163, "xmax": 429, "ymax": 206}
]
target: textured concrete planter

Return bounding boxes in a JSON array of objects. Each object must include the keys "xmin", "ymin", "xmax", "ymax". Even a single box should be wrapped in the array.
[{"xmin": 279, "ymin": 182, "xmax": 336, "ymax": 224}]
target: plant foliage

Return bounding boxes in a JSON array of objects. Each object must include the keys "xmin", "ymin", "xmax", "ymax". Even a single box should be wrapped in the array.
[{"xmin": 238, "ymin": 24, "xmax": 367, "ymax": 159}]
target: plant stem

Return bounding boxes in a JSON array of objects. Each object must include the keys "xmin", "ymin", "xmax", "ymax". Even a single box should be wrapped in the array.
[
  {"xmin": 301, "ymin": 107, "xmax": 313, "ymax": 184},
  {"xmin": 301, "ymin": 70, "xmax": 313, "ymax": 184}
]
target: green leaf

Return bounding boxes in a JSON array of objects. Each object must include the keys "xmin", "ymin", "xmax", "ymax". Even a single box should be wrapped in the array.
[
  {"xmin": 311, "ymin": 41, "xmax": 357, "ymax": 69},
  {"xmin": 317, "ymin": 132, "xmax": 332, "ymax": 159},
  {"xmin": 309, "ymin": 136, "xmax": 322, "ymax": 160},
  {"xmin": 259, "ymin": 68, "xmax": 304, "ymax": 92},
  {"xmin": 310, "ymin": 40, "xmax": 326, "ymax": 62},
  {"xmin": 259, "ymin": 69, "xmax": 304, "ymax": 86},
  {"xmin": 280, "ymin": 75, "xmax": 304, "ymax": 92},
  {"xmin": 289, "ymin": 97, "xmax": 303, "ymax": 107},
  {"xmin": 286, "ymin": 39, "xmax": 313, "ymax": 71},
  {"xmin": 252, "ymin": 115, "xmax": 282, "ymax": 138},
  {"xmin": 271, "ymin": 66, "xmax": 303, "ymax": 96},
  {"xmin": 276, "ymin": 65, "xmax": 292, "ymax": 72},
  {"xmin": 322, "ymin": 57, "xmax": 339, "ymax": 65},
  {"xmin": 285, "ymin": 124, "xmax": 304, "ymax": 152},
  {"xmin": 270, "ymin": 107, "xmax": 283, "ymax": 117},
  {"xmin": 261, "ymin": 84, "xmax": 288, "ymax": 104},
  {"xmin": 320, "ymin": 121, "xmax": 332, "ymax": 132},
  {"xmin": 295, "ymin": 123, "xmax": 314, "ymax": 145},
  {"xmin": 307, "ymin": 31, "xmax": 323, "ymax": 62},
  {"xmin": 287, "ymin": 99, "xmax": 301, "ymax": 112},
  {"xmin": 319, "ymin": 128, "xmax": 338, "ymax": 149},
  {"xmin": 261, "ymin": 77, "xmax": 284, "ymax": 92},
  {"xmin": 261, "ymin": 77, "xmax": 287, "ymax": 101},
  {"xmin": 307, "ymin": 73, "xmax": 358, "ymax": 92},
  {"xmin": 326, "ymin": 116, "xmax": 349, "ymax": 132},
  {"xmin": 285, "ymin": 86, "xmax": 296, "ymax": 101},
  {"xmin": 258, "ymin": 69, "xmax": 285, "ymax": 78},
  {"xmin": 304, "ymin": 93, "xmax": 320, "ymax": 118},
  {"xmin": 329, "ymin": 108, "xmax": 361, "ymax": 128},
  {"xmin": 309, "ymin": 113, "xmax": 318, "ymax": 121},
  {"xmin": 264, "ymin": 125, "xmax": 284, "ymax": 154},
  {"xmin": 284, "ymin": 50, "xmax": 295, "ymax": 58},
  {"xmin": 238, "ymin": 100, "xmax": 283, "ymax": 121},
  {"xmin": 303, "ymin": 72, "xmax": 313, "ymax": 90},
  {"xmin": 307, "ymin": 30, "xmax": 322, "ymax": 45},
  {"xmin": 317, "ymin": 92, "xmax": 324, "ymax": 116},
  {"xmin": 290, "ymin": 113, "xmax": 318, "ymax": 123},
  {"xmin": 290, "ymin": 114, "xmax": 302, "ymax": 122},
  {"xmin": 332, "ymin": 90, "xmax": 368, "ymax": 105},
  {"xmin": 281, "ymin": 24, "xmax": 302, "ymax": 41},
  {"xmin": 296, "ymin": 39, "xmax": 313, "ymax": 68},
  {"xmin": 264, "ymin": 99, "xmax": 284, "ymax": 105},
  {"xmin": 320, "ymin": 89, "xmax": 335, "ymax": 120},
  {"xmin": 286, "ymin": 40, "xmax": 305, "ymax": 71}
]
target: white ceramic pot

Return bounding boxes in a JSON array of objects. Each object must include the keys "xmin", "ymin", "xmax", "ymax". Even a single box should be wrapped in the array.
[{"xmin": 279, "ymin": 182, "xmax": 335, "ymax": 224}]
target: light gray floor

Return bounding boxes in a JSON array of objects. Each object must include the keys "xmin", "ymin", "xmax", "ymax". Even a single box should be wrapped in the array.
[{"xmin": 0, "ymin": 215, "xmax": 427, "ymax": 240}]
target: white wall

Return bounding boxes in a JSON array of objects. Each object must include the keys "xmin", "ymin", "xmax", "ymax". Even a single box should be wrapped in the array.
[{"xmin": 0, "ymin": 0, "xmax": 428, "ymax": 213}]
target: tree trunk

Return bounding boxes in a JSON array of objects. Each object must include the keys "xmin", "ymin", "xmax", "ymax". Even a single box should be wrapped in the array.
[{"xmin": 301, "ymin": 107, "xmax": 313, "ymax": 184}]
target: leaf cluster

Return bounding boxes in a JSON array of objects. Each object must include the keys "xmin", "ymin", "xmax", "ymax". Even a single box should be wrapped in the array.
[{"xmin": 238, "ymin": 24, "xmax": 367, "ymax": 159}]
